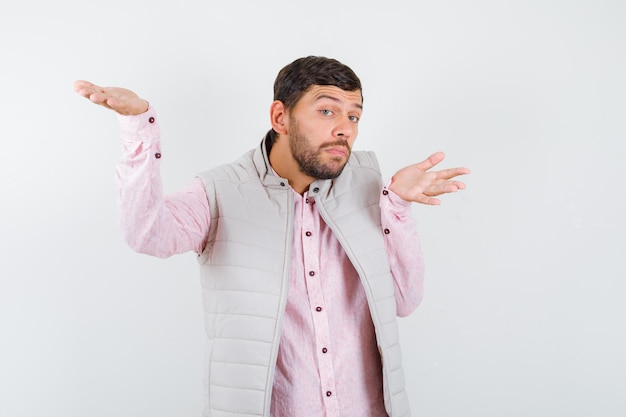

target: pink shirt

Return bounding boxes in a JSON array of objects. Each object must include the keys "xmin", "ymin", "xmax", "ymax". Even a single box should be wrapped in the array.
[{"xmin": 116, "ymin": 108, "xmax": 425, "ymax": 417}]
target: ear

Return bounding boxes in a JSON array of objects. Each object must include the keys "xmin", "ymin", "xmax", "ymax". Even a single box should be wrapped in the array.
[{"xmin": 270, "ymin": 100, "xmax": 289, "ymax": 135}]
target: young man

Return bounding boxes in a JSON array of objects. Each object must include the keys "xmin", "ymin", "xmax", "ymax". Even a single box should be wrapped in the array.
[{"xmin": 74, "ymin": 56, "xmax": 469, "ymax": 417}]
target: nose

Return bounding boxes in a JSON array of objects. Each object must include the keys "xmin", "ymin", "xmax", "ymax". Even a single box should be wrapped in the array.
[{"xmin": 333, "ymin": 116, "xmax": 355, "ymax": 139}]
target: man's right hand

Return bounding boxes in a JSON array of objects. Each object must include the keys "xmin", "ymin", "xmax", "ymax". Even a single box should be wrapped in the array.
[{"xmin": 73, "ymin": 80, "xmax": 150, "ymax": 116}]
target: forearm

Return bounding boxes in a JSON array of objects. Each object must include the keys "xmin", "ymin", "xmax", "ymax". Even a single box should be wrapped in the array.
[
  {"xmin": 115, "ymin": 108, "xmax": 209, "ymax": 258},
  {"xmin": 381, "ymin": 185, "xmax": 425, "ymax": 317}
]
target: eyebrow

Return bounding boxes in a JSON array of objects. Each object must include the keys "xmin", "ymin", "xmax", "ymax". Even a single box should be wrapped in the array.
[{"xmin": 315, "ymin": 94, "xmax": 363, "ymax": 110}]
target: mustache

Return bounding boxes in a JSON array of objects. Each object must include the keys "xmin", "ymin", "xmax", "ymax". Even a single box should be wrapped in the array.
[{"xmin": 319, "ymin": 140, "xmax": 350, "ymax": 150}]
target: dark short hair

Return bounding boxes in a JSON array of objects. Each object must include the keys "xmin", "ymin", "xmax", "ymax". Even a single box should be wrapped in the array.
[
  {"xmin": 273, "ymin": 56, "xmax": 362, "ymax": 111},
  {"xmin": 266, "ymin": 56, "xmax": 362, "ymax": 147}
]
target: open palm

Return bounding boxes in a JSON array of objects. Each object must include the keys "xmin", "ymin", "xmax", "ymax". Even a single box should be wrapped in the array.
[{"xmin": 389, "ymin": 152, "xmax": 470, "ymax": 205}]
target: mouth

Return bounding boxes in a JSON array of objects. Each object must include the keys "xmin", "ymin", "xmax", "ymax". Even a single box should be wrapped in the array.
[
  {"xmin": 321, "ymin": 141, "xmax": 350, "ymax": 157},
  {"xmin": 324, "ymin": 146, "xmax": 349, "ymax": 157}
]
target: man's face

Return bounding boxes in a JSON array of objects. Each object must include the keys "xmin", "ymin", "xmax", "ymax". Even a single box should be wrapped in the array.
[{"xmin": 286, "ymin": 85, "xmax": 363, "ymax": 180}]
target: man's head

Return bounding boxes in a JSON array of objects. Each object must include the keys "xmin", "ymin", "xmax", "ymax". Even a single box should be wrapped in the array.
[{"xmin": 268, "ymin": 56, "xmax": 364, "ymax": 190}]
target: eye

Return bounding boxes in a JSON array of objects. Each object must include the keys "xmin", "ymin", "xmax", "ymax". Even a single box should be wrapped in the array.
[
  {"xmin": 320, "ymin": 109, "xmax": 333, "ymax": 116},
  {"xmin": 349, "ymin": 115, "xmax": 360, "ymax": 123}
]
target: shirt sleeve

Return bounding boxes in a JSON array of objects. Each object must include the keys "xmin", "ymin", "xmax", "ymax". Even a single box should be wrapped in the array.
[
  {"xmin": 115, "ymin": 107, "xmax": 210, "ymax": 258},
  {"xmin": 380, "ymin": 183, "xmax": 425, "ymax": 317}
]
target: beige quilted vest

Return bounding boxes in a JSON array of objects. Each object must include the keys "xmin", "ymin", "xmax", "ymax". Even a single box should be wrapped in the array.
[{"xmin": 196, "ymin": 139, "xmax": 410, "ymax": 417}]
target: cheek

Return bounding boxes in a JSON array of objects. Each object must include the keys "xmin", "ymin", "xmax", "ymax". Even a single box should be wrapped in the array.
[
  {"xmin": 302, "ymin": 123, "xmax": 330, "ymax": 142},
  {"xmin": 348, "ymin": 129, "xmax": 358, "ymax": 146}
]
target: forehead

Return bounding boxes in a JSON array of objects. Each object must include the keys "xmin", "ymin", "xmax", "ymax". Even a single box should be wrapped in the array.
[{"xmin": 301, "ymin": 85, "xmax": 363, "ymax": 107}]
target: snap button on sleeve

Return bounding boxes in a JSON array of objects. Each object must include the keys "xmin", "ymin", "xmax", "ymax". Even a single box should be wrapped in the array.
[
  {"xmin": 326, "ymin": 391, "xmax": 332, "ymax": 397},
  {"xmin": 384, "ymin": 228, "xmax": 390, "ymax": 234},
  {"xmin": 148, "ymin": 117, "xmax": 155, "ymax": 123},
  {"xmin": 155, "ymin": 152, "xmax": 162, "ymax": 159},
  {"xmin": 382, "ymin": 189, "xmax": 389, "ymax": 196}
]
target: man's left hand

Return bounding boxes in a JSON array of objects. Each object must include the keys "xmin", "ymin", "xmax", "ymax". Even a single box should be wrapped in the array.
[{"xmin": 389, "ymin": 152, "xmax": 471, "ymax": 205}]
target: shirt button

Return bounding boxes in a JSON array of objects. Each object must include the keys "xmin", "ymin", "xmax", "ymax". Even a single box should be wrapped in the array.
[
  {"xmin": 155, "ymin": 152, "xmax": 162, "ymax": 159},
  {"xmin": 305, "ymin": 231, "xmax": 312, "ymax": 237},
  {"xmin": 309, "ymin": 271, "xmax": 315, "ymax": 277},
  {"xmin": 384, "ymin": 228, "xmax": 390, "ymax": 234},
  {"xmin": 382, "ymin": 189, "xmax": 389, "ymax": 195},
  {"xmin": 326, "ymin": 391, "xmax": 332, "ymax": 397},
  {"xmin": 280, "ymin": 181, "xmax": 286, "ymax": 186},
  {"xmin": 148, "ymin": 117, "xmax": 155, "ymax": 123},
  {"xmin": 322, "ymin": 347, "xmax": 328, "ymax": 353},
  {"xmin": 316, "ymin": 306, "xmax": 322, "ymax": 312},
  {"xmin": 313, "ymin": 187, "xmax": 320, "ymax": 193}
]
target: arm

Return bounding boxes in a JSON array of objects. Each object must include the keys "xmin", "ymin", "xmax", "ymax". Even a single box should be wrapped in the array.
[
  {"xmin": 384, "ymin": 151, "xmax": 471, "ymax": 315},
  {"xmin": 74, "ymin": 81, "xmax": 210, "ymax": 258},
  {"xmin": 116, "ymin": 109, "xmax": 210, "ymax": 258},
  {"xmin": 381, "ymin": 187, "xmax": 425, "ymax": 317}
]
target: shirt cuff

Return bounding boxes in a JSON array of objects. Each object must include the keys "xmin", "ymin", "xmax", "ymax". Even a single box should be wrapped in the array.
[
  {"xmin": 382, "ymin": 180, "xmax": 412, "ymax": 215},
  {"xmin": 117, "ymin": 106, "xmax": 160, "ymax": 144}
]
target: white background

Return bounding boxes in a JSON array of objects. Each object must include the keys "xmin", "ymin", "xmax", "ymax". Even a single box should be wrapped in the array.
[{"xmin": 1, "ymin": 1, "xmax": 625, "ymax": 416}]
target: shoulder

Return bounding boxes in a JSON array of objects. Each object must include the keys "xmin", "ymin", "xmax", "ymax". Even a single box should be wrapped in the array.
[
  {"xmin": 330, "ymin": 150, "xmax": 383, "ymax": 195},
  {"xmin": 347, "ymin": 150, "xmax": 380, "ymax": 172},
  {"xmin": 196, "ymin": 149, "xmax": 257, "ymax": 184}
]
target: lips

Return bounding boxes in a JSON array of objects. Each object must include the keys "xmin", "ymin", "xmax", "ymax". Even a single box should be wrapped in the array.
[
  {"xmin": 322, "ymin": 140, "xmax": 350, "ymax": 156},
  {"xmin": 324, "ymin": 146, "xmax": 349, "ymax": 157}
]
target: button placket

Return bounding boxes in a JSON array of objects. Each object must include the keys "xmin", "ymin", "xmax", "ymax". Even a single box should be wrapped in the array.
[{"xmin": 301, "ymin": 193, "xmax": 338, "ymax": 411}]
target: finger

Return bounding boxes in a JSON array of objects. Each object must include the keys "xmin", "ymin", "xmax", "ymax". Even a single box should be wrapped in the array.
[
  {"xmin": 73, "ymin": 80, "xmax": 93, "ymax": 92},
  {"xmin": 451, "ymin": 180, "xmax": 466, "ymax": 190},
  {"xmin": 431, "ymin": 167, "xmax": 471, "ymax": 180},
  {"xmin": 425, "ymin": 180, "xmax": 466, "ymax": 196},
  {"xmin": 73, "ymin": 80, "xmax": 103, "ymax": 96},
  {"xmin": 74, "ymin": 82, "xmax": 109, "ymax": 106},
  {"xmin": 420, "ymin": 196, "xmax": 441, "ymax": 205},
  {"xmin": 413, "ymin": 151, "xmax": 446, "ymax": 172},
  {"xmin": 406, "ymin": 192, "xmax": 441, "ymax": 205},
  {"xmin": 106, "ymin": 97, "xmax": 118, "ymax": 107},
  {"xmin": 88, "ymin": 92, "xmax": 108, "ymax": 106}
]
